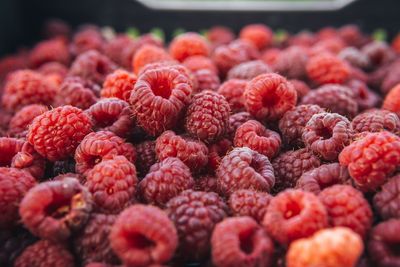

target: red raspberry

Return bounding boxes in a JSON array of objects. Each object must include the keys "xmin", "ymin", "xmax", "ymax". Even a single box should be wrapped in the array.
[
  {"xmin": 217, "ymin": 147, "xmax": 275, "ymax": 196},
  {"xmin": 263, "ymin": 189, "xmax": 328, "ymax": 244},
  {"xmin": 185, "ymin": 90, "xmax": 230, "ymax": 143},
  {"xmin": 135, "ymin": 140, "xmax": 156, "ymax": 177},
  {"xmin": 71, "ymin": 27, "xmax": 104, "ymax": 56},
  {"xmin": 130, "ymin": 66, "xmax": 192, "ymax": 136},
  {"xmin": 392, "ymin": 33, "xmax": 400, "ymax": 53},
  {"xmin": 0, "ymin": 167, "xmax": 36, "ymax": 228},
  {"xmin": 206, "ymin": 26, "xmax": 235, "ymax": 47},
  {"xmin": 373, "ymin": 174, "xmax": 400, "ymax": 220},
  {"xmin": 383, "ymin": 84, "xmax": 400, "ymax": 117},
  {"xmin": 136, "ymin": 33, "xmax": 164, "ymax": 48},
  {"xmin": 362, "ymin": 41, "xmax": 396, "ymax": 67},
  {"xmin": 239, "ymin": 24, "xmax": 273, "ymax": 50},
  {"xmin": 182, "ymin": 55, "xmax": 218, "ymax": 74},
  {"xmin": 278, "ymin": 104, "xmax": 324, "ymax": 147},
  {"xmin": 166, "ymin": 190, "xmax": 228, "ymax": 260},
  {"xmin": 43, "ymin": 19, "xmax": 71, "ymax": 39},
  {"xmin": 211, "ymin": 216, "xmax": 274, "ymax": 267},
  {"xmin": 207, "ymin": 138, "xmax": 232, "ymax": 172},
  {"xmin": 195, "ymin": 175, "xmax": 220, "ymax": 193},
  {"xmin": 227, "ymin": 60, "xmax": 271, "ymax": 80},
  {"xmin": 261, "ymin": 48, "xmax": 281, "ymax": 66},
  {"xmin": 288, "ymin": 31, "xmax": 316, "ymax": 47},
  {"xmin": 368, "ymin": 219, "xmax": 400, "ymax": 267},
  {"xmin": 14, "ymin": 240, "xmax": 75, "ymax": 267},
  {"xmin": 110, "ymin": 204, "xmax": 178, "ymax": 267},
  {"xmin": 11, "ymin": 141, "xmax": 46, "ymax": 179},
  {"xmin": 132, "ymin": 45, "xmax": 172, "ymax": 74},
  {"xmin": 351, "ymin": 109, "xmax": 400, "ymax": 135},
  {"xmin": 103, "ymin": 35, "xmax": 136, "ymax": 67},
  {"xmin": 228, "ymin": 189, "xmax": 272, "ymax": 223},
  {"xmin": 319, "ymin": 185, "xmax": 372, "ymax": 238},
  {"xmin": 218, "ymin": 79, "xmax": 247, "ymax": 112},
  {"xmin": 244, "ymin": 73, "xmax": 297, "ymax": 121},
  {"xmin": 2, "ymin": 70, "xmax": 57, "ymax": 112},
  {"xmin": 119, "ymin": 41, "xmax": 140, "ymax": 70},
  {"xmin": 29, "ymin": 38, "xmax": 70, "ymax": 68},
  {"xmin": 0, "ymin": 137, "xmax": 24, "ymax": 166},
  {"xmin": 8, "ymin": 104, "xmax": 47, "ymax": 137},
  {"xmin": 19, "ymin": 178, "xmax": 93, "ymax": 242},
  {"xmin": 296, "ymin": 163, "xmax": 352, "ymax": 195},
  {"xmin": 302, "ymin": 112, "xmax": 353, "ymax": 161},
  {"xmin": 139, "ymin": 157, "xmax": 194, "ymax": 207},
  {"xmin": 301, "ymin": 84, "xmax": 358, "ymax": 118},
  {"xmin": 0, "ymin": 54, "xmax": 27, "ymax": 81},
  {"xmin": 347, "ymin": 79, "xmax": 380, "ymax": 111},
  {"xmin": 169, "ymin": 33, "xmax": 210, "ymax": 62},
  {"xmin": 273, "ymin": 46, "xmax": 308, "ymax": 79},
  {"xmin": 289, "ymin": 79, "xmax": 310, "ymax": 101},
  {"xmin": 101, "ymin": 69, "xmax": 137, "ymax": 102},
  {"xmin": 227, "ymin": 112, "xmax": 254, "ymax": 139},
  {"xmin": 339, "ymin": 47, "xmax": 371, "ymax": 70},
  {"xmin": 381, "ymin": 66, "xmax": 400, "ymax": 94},
  {"xmin": 74, "ymin": 131, "xmax": 136, "ymax": 175},
  {"xmin": 27, "ymin": 105, "xmax": 93, "ymax": 161},
  {"xmin": 37, "ymin": 62, "xmax": 68, "ymax": 79},
  {"xmin": 306, "ymin": 53, "xmax": 350, "ymax": 85},
  {"xmin": 311, "ymin": 38, "xmax": 346, "ymax": 55},
  {"xmin": 193, "ymin": 69, "xmax": 221, "ymax": 92},
  {"xmin": 338, "ymin": 24, "xmax": 366, "ymax": 47},
  {"xmin": 286, "ymin": 227, "xmax": 363, "ymax": 267}
]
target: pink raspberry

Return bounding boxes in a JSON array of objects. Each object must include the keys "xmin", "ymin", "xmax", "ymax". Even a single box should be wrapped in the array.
[
  {"xmin": 346, "ymin": 79, "xmax": 380, "ymax": 111},
  {"xmin": 373, "ymin": 174, "xmax": 400, "ymax": 220},
  {"xmin": 217, "ymin": 79, "xmax": 247, "ymax": 112},
  {"xmin": 273, "ymin": 46, "xmax": 308, "ymax": 79},
  {"xmin": 29, "ymin": 38, "xmax": 70, "ymax": 68},
  {"xmin": 339, "ymin": 47, "xmax": 371, "ymax": 70},
  {"xmin": 227, "ymin": 60, "xmax": 271, "ymax": 80},
  {"xmin": 193, "ymin": 69, "xmax": 221, "ymax": 92},
  {"xmin": 103, "ymin": 35, "xmax": 136, "ymax": 67},
  {"xmin": 71, "ymin": 26, "xmax": 104, "ymax": 56},
  {"xmin": 182, "ymin": 55, "xmax": 218, "ymax": 74},
  {"xmin": 206, "ymin": 26, "xmax": 235, "ymax": 47}
]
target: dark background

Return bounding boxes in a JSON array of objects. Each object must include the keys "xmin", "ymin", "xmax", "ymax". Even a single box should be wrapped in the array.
[{"xmin": 0, "ymin": 0, "xmax": 399, "ymax": 56}]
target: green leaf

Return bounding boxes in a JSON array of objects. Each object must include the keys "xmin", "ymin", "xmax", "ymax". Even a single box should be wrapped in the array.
[
  {"xmin": 172, "ymin": 28, "xmax": 186, "ymax": 38},
  {"xmin": 126, "ymin": 27, "xmax": 140, "ymax": 39},
  {"xmin": 372, "ymin": 28, "xmax": 387, "ymax": 42},
  {"xmin": 150, "ymin": 27, "xmax": 165, "ymax": 42}
]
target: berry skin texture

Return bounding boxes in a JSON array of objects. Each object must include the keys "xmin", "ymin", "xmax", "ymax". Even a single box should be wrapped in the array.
[
  {"xmin": 195, "ymin": 175, "xmax": 220, "ymax": 194},
  {"xmin": 166, "ymin": 190, "xmax": 228, "ymax": 260},
  {"xmin": 135, "ymin": 140, "xmax": 157, "ymax": 177},
  {"xmin": 211, "ymin": 216, "xmax": 274, "ymax": 267},
  {"xmin": 351, "ymin": 109, "xmax": 400, "ymax": 135},
  {"xmin": 218, "ymin": 79, "xmax": 247, "ymax": 112},
  {"xmin": 227, "ymin": 60, "xmax": 271, "ymax": 81},
  {"xmin": 373, "ymin": 174, "xmax": 400, "ymax": 220},
  {"xmin": 244, "ymin": 73, "xmax": 297, "ymax": 121},
  {"xmin": 29, "ymin": 38, "xmax": 70, "ymax": 68},
  {"xmin": 319, "ymin": 185, "xmax": 373, "ymax": 238},
  {"xmin": 286, "ymin": 227, "xmax": 363, "ymax": 267},
  {"xmin": 101, "ymin": 69, "xmax": 137, "ymax": 102},
  {"xmin": 216, "ymin": 147, "xmax": 275, "ymax": 196},
  {"xmin": 19, "ymin": 178, "xmax": 93, "ymax": 242},
  {"xmin": 185, "ymin": 90, "xmax": 230, "ymax": 143},
  {"xmin": 139, "ymin": 157, "xmax": 195, "ymax": 207},
  {"xmin": 306, "ymin": 53, "xmax": 350, "ymax": 85},
  {"xmin": 8, "ymin": 104, "xmax": 48, "ymax": 137},
  {"xmin": 132, "ymin": 45, "xmax": 172, "ymax": 74},
  {"xmin": 169, "ymin": 33, "xmax": 210, "ymax": 62},
  {"xmin": 234, "ymin": 120, "xmax": 281, "ymax": 159},
  {"xmin": 339, "ymin": 131, "xmax": 400, "ymax": 192},
  {"xmin": 383, "ymin": 84, "xmax": 400, "ymax": 117},
  {"xmin": 227, "ymin": 112, "xmax": 254, "ymax": 139},
  {"xmin": 239, "ymin": 24, "xmax": 273, "ymax": 50},
  {"xmin": 263, "ymin": 189, "xmax": 329, "ymax": 245},
  {"xmin": 110, "ymin": 204, "xmax": 178, "ymax": 267}
]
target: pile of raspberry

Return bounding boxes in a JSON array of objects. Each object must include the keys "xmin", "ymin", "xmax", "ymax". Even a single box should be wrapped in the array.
[{"xmin": 1, "ymin": 20, "xmax": 400, "ymax": 267}]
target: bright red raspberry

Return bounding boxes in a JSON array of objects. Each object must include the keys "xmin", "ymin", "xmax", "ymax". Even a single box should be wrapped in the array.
[
  {"xmin": 132, "ymin": 45, "xmax": 172, "ymax": 74},
  {"xmin": 383, "ymin": 84, "xmax": 400, "ymax": 117},
  {"xmin": 217, "ymin": 79, "xmax": 247, "ymax": 112},
  {"xmin": 110, "ymin": 204, "xmax": 178, "ymax": 267},
  {"xmin": 227, "ymin": 112, "xmax": 254, "ymax": 139},
  {"xmin": 339, "ymin": 47, "xmax": 371, "ymax": 70},
  {"xmin": 351, "ymin": 109, "xmax": 400, "ymax": 135},
  {"xmin": 244, "ymin": 73, "xmax": 297, "ymax": 121},
  {"xmin": 182, "ymin": 55, "xmax": 218, "ymax": 74},
  {"xmin": 130, "ymin": 66, "xmax": 192, "ymax": 136},
  {"xmin": 261, "ymin": 48, "xmax": 281, "ymax": 66},
  {"xmin": 193, "ymin": 69, "xmax": 221, "ymax": 92},
  {"xmin": 169, "ymin": 33, "xmax": 210, "ymax": 62},
  {"xmin": 139, "ymin": 157, "xmax": 194, "ymax": 207},
  {"xmin": 306, "ymin": 53, "xmax": 350, "ymax": 85},
  {"xmin": 101, "ymin": 69, "xmax": 137, "ymax": 102},
  {"xmin": 207, "ymin": 138, "xmax": 232, "ymax": 172},
  {"xmin": 273, "ymin": 46, "xmax": 308, "ymax": 79},
  {"xmin": 195, "ymin": 175, "xmax": 220, "ymax": 193},
  {"xmin": 166, "ymin": 190, "xmax": 228, "ymax": 260},
  {"xmin": 71, "ymin": 26, "xmax": 104, "ymax": 56},
  {"xmin": 135, "ymin": 140, "xmax": 156, "ymax": 177},
  {"xmin": 103, "ymin": 35, "xmax": 136, "ymax": 67},
  {"xmin": 286, "ymin": 227, "xmax": 363, "ymax": 267},
  {"xmin": 206, "ymin": 26, "xmax": 235, "ymax": 47},
  {"xmin": 263, "ymin": 189, "xmax": 328, "ymax": 244},
  {"xmin": 19, "ymin": 178, "xmax": 93, "ymax": 242},
  {"xmin": 347, "ymin": 79, "xmax": 380, "ymax": 111},
  {"xmin": 373, "ymin": 174, "xmax": 400, "ymax": 220},
  {"xmin": 239, "ymin": 24, "xmax": 273, "ymax": 50},
  {"xmin": 211, "ymin": 216, "xmax": 274, "ymax": 267},
  {"xmin": 217, "ymin": 147, "xmax": 275, "ymax": 196},
  {"xmin": 339, "ymin": 131, "xmax": 400, "ymax": 191},
  {"xmin": 289, "ymin": 79, "xmax": 310, "ymax": 101},
  {"xmin": 362, "ymin": 41, "xmax": 396, "ymax": 67},
  {"xmin": 29, "ymin": 38, "xmax": 70, "ymax": 68},
  {"xmin": 227, "ymin": 60, "xmax": 271, "ymax": 80},
  {"xmin": 392, "ymin": 33, "xmax": 400, "ymax": 53},
  {"xmin": 8, "ymin": 104, "xmax": 47, "ymax": 137}
]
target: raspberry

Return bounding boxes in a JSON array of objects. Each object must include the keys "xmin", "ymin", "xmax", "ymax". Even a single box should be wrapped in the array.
[
  {"xmin": 166, "ymin": 190, "xmax": 228, "ymax": 260},
  {"xmin": 136, "ymin": 33, "xmax": 164, "ymax": 48},
  {"xmin": 306, "ymin": 53, "xmax": 350, "ymax": 85},
  {"xmin": 2, "ymin": 70, "xmax": 57, "ymax": 112},
  {"xmin": 195, "ymin": 175, "xmax": 220, "ymax": 193},
  {"xmin": 27, "ymin": 105, "xmax": 93, "ymax": 161},
  {"xmin": 207, "ymin": 138, "xmax": 232, "ymax": 172},
  {"xmin": 71, "ymin": 27, "xmax": 104, "ymax": 56},
  {"xmin": 339, "ymin": 131, "xmax": 400, "ymax": 191},
  {"xmin": 227, "ymin": 60, "xmax": 271, "ymax": 80},
  {"xmin": 0, "ymin": 227, "xmax": 37, "ymax": 266},
  {"xmin": 296, "ymin": 163, "xmax": 352, "ymax": 194},
  {"xmin": 302, "ymin": 112, "xmax": 353, "ymax": 161},
  {"xmin": 347, "ymin": 79, "xmax": 380, "ymax": 111},
  {"xmin": 383, "ymin": 84, "xmax": 400, "ymax": 117},
  {"xmin": 11, "ymin": 141, "xmax": 46, "ymax": 179},
  {"xmin": 119, "ymin": 41, "xmax": 140, "ymax": 70},
  {"xmin": 74, "ymin": 131, "xmax": 136, "ymax": 175},
  {"xmin": 0, "ymin": 54, "xmax": 27, "ymax": 81},
  {"xmin": 227, "ymin": 112, "xmax": 254, "ymax": 139},
  {"xmin": 351, "ymin": 109, "xmax": 400, "ymax": 135},
  {"xmin": 0, "ymin": 137, "xmax": 24, "ymax": 166},
  {"xmin": 8, "ymin": 104, "xmax": 47, "ymax": 136},
  {"xmin": 132, "ymin": 45, "xmax": 171, "ymax": 74},
  {"xmin": 206, "ymin": 26, "xmax": 235, "ymax": 47},
  {"xmin": 339, "ymin": 47, "xmax": 371, "ymax": 70},
  {"xmin": 319, "ymin": 185, "xmax": 373, "ymax": 238},
  {"xmin": 101, "ymin": 69, "xmax": 137, "ymax": 102},
  {"xmin": 110, "ymin": 204, "xmax": 178, "ymax": 267},
  {"xmin": 286, "ymin": 227, "xmax": 363, "ymax": 267},
  {"xmin": 239, "ymin": 24, "xmax": 273, "ymax": 50},
  {"xmin": 37, "ymin": 62, "xmax": 68, "ymax": 79},
  {"xmin": 261, "ymin": 48, "xmax": 281, "ymax": 66},
  {"xmin": 43, "ymin": 19, "xmax": 71, "ymax": 39},
  {"xmin": 0, "ymin": 167, "xmax": 36, "ymax": 228},
  {"xmin": 14, "ymin": 240, "xmax": 75, "ymax": 267},
  {"xmin": 273, "ymin": 46, "xmax": 308, "ymax": 79},
  {"xmin": 130, "ymin": 66, "xmax": 192, "ymax": 136},
  {"xmin": 182, "ymin": 55, "xmax": 218, "ymax": 74},
  {"xmin": 139, "ymin": 157, "xmax": 194, "ymax": 207},
  {"xmin": 19, "ymin": 178, "xmax": 93, "ymax": 242},
  {"xmin": 392, "ymin": 33, "xmax": 400, "ymax": 53},
  {"xmin": 381, "ymin": 66, "xmax": 400, "ymax": 94},
  {"xmin": 311, "ymin": 38, "xmax": 346, "ymax": 55},
  {"xmin": 362, "ymin": 41, "xmax": 396, "ymax": 67},
  {"xmin": 338, "ymin": 25, "xmax": 366, "ymax": 47},
  {"xmin": 234, "ymin": 120, "xmax": 281, "ymax": 159},
  {"xmin": 368, "ymin": 219, "xmax": 400, "ymax": 266},
  {"xmin": 217, "ymin": 79, "xmax": 247, "ymax": 112},
  {"xmin": 135, "ymin": 140, "xmax": 156, "ymax": 177},
  {"xmin": 301, "ymin": 84, "xmax": 358, "ymax": 118},
  {"xmin": 244, "ymin": 73, "xmax": 297, "ymax": 121},
  {"xmin": 169, "ymin": 33, "xmax": 210, "ymax": 62},
  {"xmin": 103, "ymin": 35, "xmax": 136, "ymax": 67},
  {"xmin": 211, "ymin": 216, "xmax": 274, "ymax": 267},
  {"xmin": 263, "ymin": 189, "xmax": 328, "ymax": 244},
  {"xmin": 373, "ymin": 174, "xmax": 400, "ymax": 220},
  {"xmin": 193, "ymin": 69, "xmax": 221, "ymax": 92},
  {"xmin": 278, "ymin": 104, "xmax": 324, "ymax": 147},
  {"xmin": 29, "ymin": 38, "xmax": 70, "ymax": 68},
  {"xmin": 288, "ymin": 79, "xmax": 310, "ymax": 101},
  {"xmin": 228, "ymin": 189, "xmax": 272, "ymax": 223},
  {"xmin": 86, "ymin": 98, "xmax": 134, "ymax": 138},
  {"xmin": 185, "ymin": 90, "xmax": 230, "ymax": 143},
  {"xmin": 217, "ymin": 147, "xmax": 275, "ymax": 196}
]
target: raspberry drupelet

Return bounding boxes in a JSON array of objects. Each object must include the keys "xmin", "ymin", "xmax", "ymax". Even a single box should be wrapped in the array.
[
  {"xmin": 169, "ymin": 32, "xmax": 210, "ymax": 62},
  {"xmin": 29, "ymin": 38, "xmax": 70, "ymax": 68},
  {"xmin": 373, "ymin": 174, "xmax": 400, "ymax": 220},
  {"xmin": 239, "ymin": 24, "xmax": 273, "ymax": 50},
  {"xmin": 135, "ymin": 140, "xmax": 157, "ymax": 178},
  {"xmin": 351, "ymin": 109, "xmax": 400, "ymax": 135},
  {"xmin": 132, "ymin": 45, "xmax": 172, "ymax": 74},
  {"xmin": 227, "ymin": 60, "xmax": 271, "ymax": 80},
  {"xmin": 101, "ymin": 69, "xmax": 137, "ymax": 102},
  {"xmin": 306, "ymin": 53, "xmax": 350, "ymax": 85},
  {"xmin": 195, "ymin": 175, "xmax": 220, "ymax": 194},
  {"xmin": 217, "ymin": 79, "xmax": 248, "ymax": 112},
  {"xmin": 8, "ymin": 104, "xmax": 47, "ymax": 137}
]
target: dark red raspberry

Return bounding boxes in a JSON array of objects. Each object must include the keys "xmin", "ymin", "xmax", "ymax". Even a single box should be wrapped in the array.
[
  {"xmin": 239, "ymin": 24, "xmax": 273, "ymax": 50},
  {"xmin": 130, "ymin": 66, "xmax": 192, "ymax": 136},
  {"xmin": 169, "ymin": 32, "xmax": 210, "ymax": 62},
  {"xmin": 362, "ymin": 41, "xmax": 396, "ymax": 67},
  {"xmin": 14, "ymin": 240, "xmax": 74, "ymax": 267},
  {"xmin": 273, "ymin": 46, "xmax": 308, "ymax": 79},
  {"xmin": 301, "ymin": 84, "xmax": 358, "ymax": 118},
  {"xmin": 0, "ymin": 137, "xmax": 25, "ymax": 166},
  {"xmin": 228, "ymin": 189, "xmax": 272, "ymax": 223},
  {"xmin": 166, "ymin": 190, "xmax": 228, "ymax": 260},
  {"xmin": 71, "ymin": 27, "xmax": 104, "ymax": 56},
  {"xmin": 338, "ymin": 25, "xmax": 366, "ymax": 47},
  {"xmin": 206, "ymin": 26, "xmax": 235, "ymax": 47},
  {"xmin": 234, "ymin": 120, "xmax": 281, "ymax": 159},
  {"xmin": 381, "ymin": 65, "xmax": 400, "ymax": 94},
  {"xmin": 368, "ymin": 219, "xmax": 400, "ymax": 267},
  {"xmin": 227, "ymin": 60, "xmax": 271, "ymax": 80},
  {"xmin": 11, "ymin": 141, "xmax": 46, "ymax": 179},
  {"xmin": 192, "ymin": 69, "xmax": 220, "ymax": 92},
  {"xmin": 302, "ymin": 112, "xmax": 353, "ymax": 161},
  {"xmin": 139, "ymin": 157, "xmax": 194, "ymax": 207},
  {"xmin": 101, "ymin": 69, "xmax": 137, "ymax": 102},
  {"xmin": 218, "ymin": 79, "xmax": 247, "ymax": 112},
  {"xmin": 351, "ymin": 109, "xmax": 400, "ymax": 135},
  {"xmin": 296, "ymin": 163, "xmax": 352, "ymax": 194},
  {"xmin": 8, "ymin": 104, "xmax": 47, "ymax": 136},
  {"xmin": 339, "ymin": 131, "xmax": 400, "ymax": 191},
  {"xmin": 289, "ymin": 79, "xmax": 310, "ymax": 101},
  {"xmin": 373, "ymin": 174, "xmax": 400, "ymax": 220},
  {"xmin": 27, "ymin": 105, "xmax": 93, "ymax": 161},
  {"xmin": 346, "ymin": 79, "xmax": 380, "ymax": 111},
  {"xmin": 383, "ymin": 84, "xmax": 400, "ymax": 117},
  {"xmin": 42, "ymin": 19, "xmax": 71, "ymax": 39},
  {"xmin": 207, "ymin": 138, "xmax": 232, "ymax": 172},
  {"xmin": 339, "ymin": 47, "xmax": 371, "ymax": 70},
  {"xmin": 132, "ymin": 45, "xmax": 172, "ymax": 74},
  {"xmin": 244, "ymin": 73, "xmax": 297, "ymax": 121},
  {"xmin": 135, "ymin": 140, "xmax": 156, "ymax": 177},
  {"xmin": 227, "ymin": 112, "xmax": 254, "ymax": 139},
  {"xmin": 185, "ymin": 90, "xmax": 230, "ymax": 143},
  {"xmin": 306, "ymin": 53, "xmax": 350, "ymax": 85},
  {"xmin": 103, "ymin": 35, "xmax": 136, "ymax": 67},
  {"xmin": 182, "ymin": 55, "xmax": 218, "ymax": 74},
  {"xmin": 119, "ymin": 41, "xmax": 140, "ymax": 70},
  {"xmin": 74, "ymin": 131, "xmax": 136, "ymax": 175},
  {"xmin": 110, "ymin": 204, "xmax": 178, "ymax": 267},
  {"xmin": 29, "ymin": 38, "xmax": 70, "ymax": 68},
  {"xmin": 19, "ymin": 178, "xmax": 93, "ymax": 242},
  {"xmin": 263, "ymin": 189, "xmax": 328, "ymax": 244},
  {"xmin": 195, "ymin": 175, "xmax": 220, "ymax": 193},
  {"xmin": 211, "ymin": 216, "xmax": 274, "ymax": 267},
  {"xmin": 319, "ymin": 185, "xmax": 372, "ymax": 238},
  {"xmin": 217, "ymin": 147, "xmax": 275, "ymax": 196}
]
